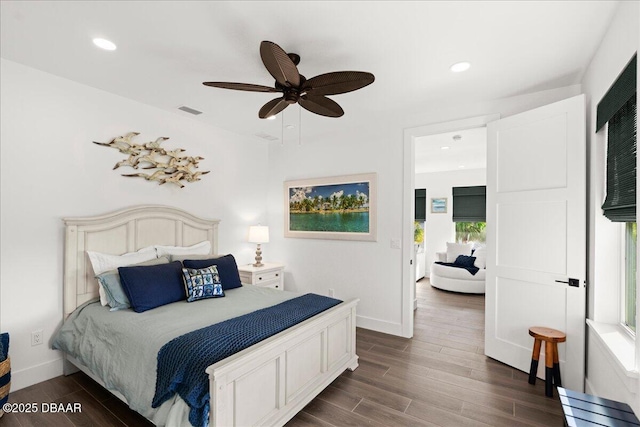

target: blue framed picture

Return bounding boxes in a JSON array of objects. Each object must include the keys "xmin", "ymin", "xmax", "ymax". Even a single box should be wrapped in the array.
[{"xmin": 431, "ymin": 198, "xmax": 447, "ymax": 213}]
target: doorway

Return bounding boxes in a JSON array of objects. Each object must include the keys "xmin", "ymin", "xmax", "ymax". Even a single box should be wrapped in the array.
[{"xmin": 401, "ymin": 114, "xmax": 500, "ymax": 338}]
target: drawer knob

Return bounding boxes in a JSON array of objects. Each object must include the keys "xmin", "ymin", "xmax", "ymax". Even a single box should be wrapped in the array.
[
  {"xmin": 275, "ymin": 285, "xmax": 279, "ymax": 288},
  {"xmin": 275, "ymin": 273, "xmax": 279, "ymax": 277},
  {"xmin": 258, "ymin": 277, "xmax": 262, "ymax": 280}
]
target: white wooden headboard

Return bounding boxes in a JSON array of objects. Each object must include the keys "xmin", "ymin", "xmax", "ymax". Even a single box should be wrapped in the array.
[{"xmin": 63, "ymin": 205, "xmax": 220, "ymax": 317}]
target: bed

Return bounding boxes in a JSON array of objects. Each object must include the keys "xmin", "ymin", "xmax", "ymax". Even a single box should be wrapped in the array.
[{"xmin": 57, "ymin": 205, "xmax": 359, "ymax": 426}]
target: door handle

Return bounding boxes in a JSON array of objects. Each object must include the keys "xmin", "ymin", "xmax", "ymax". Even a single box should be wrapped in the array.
[{"xmin": 555, "ymin": 278, "xmax": 579, "ymax": 287}]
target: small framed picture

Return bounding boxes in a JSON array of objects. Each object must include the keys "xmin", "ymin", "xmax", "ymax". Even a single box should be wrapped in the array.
[{"xmin": 431, "ymin": 198, "xmax": 447, "ymax": 213}]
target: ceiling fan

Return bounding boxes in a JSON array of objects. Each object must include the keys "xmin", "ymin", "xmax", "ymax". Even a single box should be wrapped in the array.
[{"xmin": 203, "ymin": 41, "xmax": 375, "ymax": 119}]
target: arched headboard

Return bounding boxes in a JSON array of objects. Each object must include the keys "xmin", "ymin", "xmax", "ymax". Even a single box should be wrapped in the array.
[{"xmin": 63, "ymin": 205, "xmax": 220, "ymax": 317}]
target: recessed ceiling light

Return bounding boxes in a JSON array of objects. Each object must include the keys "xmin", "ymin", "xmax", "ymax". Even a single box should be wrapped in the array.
[
  {"xmin": 458, "ymin": 165, "xmax": 465, "ymax": 169},
  {"xmin": 266, "ymin": 115, "xmax": 277, "ymax": 120},
  {"xmin": 441, "ymin": 146, "xmax": 450, "ymax": 150},
  {"xmin": 93, "ymin": 38, "xmax": 117, "ymax": 51},
  {"xmin": 450, "ymin": 62, "xmax": 470, "ymax": 73}
]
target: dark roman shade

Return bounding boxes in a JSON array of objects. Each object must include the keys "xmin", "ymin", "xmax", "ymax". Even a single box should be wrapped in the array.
[
  {"xmin": 415, "ymin": 188, "xmax": 426, "ymax": 221},
  {"xmin": 599, "ymin": 54, "xmax": 637, "ymax": 223},
  {"xmin": 452, "ymin": 186, "xmax": 486, "ymax": 222}
]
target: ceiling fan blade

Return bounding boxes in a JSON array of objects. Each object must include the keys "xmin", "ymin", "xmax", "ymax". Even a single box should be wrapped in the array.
[
  {"xmin": 260, "ymin": 41, "xmax": 300, "ymax": 88},
  {"xmin": 299, "ymin": 95, "xmax": 344, "ymax": 118},
  {"xmin": 202, "ymin": 82, "xmax": 280, "ymax": 93},
  {"xmin": 302, "ymin": 71, "xmax": 375, "ymax": 96},
  {"xmin": 259, "ymin": 97, "xmax": 289, "ymax": 119}
]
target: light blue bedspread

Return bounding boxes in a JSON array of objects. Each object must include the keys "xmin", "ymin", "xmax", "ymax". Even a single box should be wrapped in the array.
[{"xmin": 52, "ymin": 285, "xmax": 299, "ymax": 426}]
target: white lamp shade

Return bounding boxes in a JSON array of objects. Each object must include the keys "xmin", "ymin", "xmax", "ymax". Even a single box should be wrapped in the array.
[{"xmin": 248, "ymin": 225, "xmax": 269, "ymax": 243}]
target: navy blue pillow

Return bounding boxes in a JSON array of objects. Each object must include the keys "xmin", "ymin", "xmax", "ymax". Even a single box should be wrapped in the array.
[
  {"xmin": 454, "ymin": 255, "xmax": 476, "ymax": 268},
  {"xmin": 118, "ymin": 261, "xmax": 185, "ymax": 313},
  {"xmin": 182, "ymin": 254, "xmax": 242, "ymax": 290}
]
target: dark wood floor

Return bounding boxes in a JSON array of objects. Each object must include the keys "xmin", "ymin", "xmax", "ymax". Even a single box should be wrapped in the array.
[{"xmin": 3, "ymin": 279, "xmax": 563, "ymax": 426}]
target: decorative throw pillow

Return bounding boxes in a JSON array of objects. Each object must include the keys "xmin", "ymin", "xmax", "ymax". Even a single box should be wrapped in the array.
[
  {"xmin": 155, "ymin": 241, "xmax": 211, "ymax": 258},
  {"xmin": 118, "ymin": 261, "xmax": 185, "ymax": 313},
  {"xmin": 183, "ymin": 254, "xmax": 243, "ymax": 290},
  {"xmin": 454, "ymin": 255, "xmax": 477, "ymax": 268},
  {"xmin": 182, "ymin": 265, "xmax": 225, "ymax": 302},
  {"xmin": 87, "ymin": 246, "xmax": 157, "ymax": 306},
  {"xmin": 473, "ymin": 248, "xmax": 487, "ymax": 269},
  {"xmin": 446, "ymin": 242, "xmax": 473, "ymax": 263},
  {"xmin": 97, "ymin": 256, "xmax": 170, "ymax": 311}
]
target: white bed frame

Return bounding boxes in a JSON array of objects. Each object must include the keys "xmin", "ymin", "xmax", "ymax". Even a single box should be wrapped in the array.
[{"xmin": 62, "ymin": 205, "xmax": 359, "ymax": 427}]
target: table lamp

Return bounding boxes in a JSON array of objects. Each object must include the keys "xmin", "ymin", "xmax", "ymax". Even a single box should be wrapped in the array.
[{"xmin": 248, "ymin": 225, "xmax": 269, "ymax": 267}]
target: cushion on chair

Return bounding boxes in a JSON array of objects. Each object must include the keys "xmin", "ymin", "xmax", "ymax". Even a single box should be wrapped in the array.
[
  {"xmin": 446, "ymin": 242, "xmax": 473, "ymax": 263},
  {"xmin": 473, "ymin": 248, "xmax": 487, "ymax": 269}
]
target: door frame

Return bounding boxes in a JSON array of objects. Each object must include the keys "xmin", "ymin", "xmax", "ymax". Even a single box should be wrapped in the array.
[{"xmin": 401, "ymin": 113, "xmax": 501, "ymax": 337}]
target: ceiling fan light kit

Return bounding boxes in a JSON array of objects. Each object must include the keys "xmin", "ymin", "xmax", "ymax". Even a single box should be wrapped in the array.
[{"xmin": 203, "ymin": 41, "xmax": 375, "ymax": 119}]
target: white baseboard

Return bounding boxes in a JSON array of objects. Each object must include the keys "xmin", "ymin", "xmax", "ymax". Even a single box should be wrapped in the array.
[
  {"xmin": 356, "ymin": 315, "xmax": 403, "ymax": 336},
  {"xmin": 10, "ymin": 358, "xmax": 63, "ymax": 392}
]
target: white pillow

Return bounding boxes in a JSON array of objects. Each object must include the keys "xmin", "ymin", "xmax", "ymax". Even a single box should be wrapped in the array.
[
  {"xmin": 446, "ymin": 242, "xmax": 473, "ymax": 263},
  {"xmin": 473, "ymin": 247, "xmax": 487, "ymax": 269},
  {"xmin": 87, "ymin": 246, "xmax": 157, "ymax": 305},
  {"xmin": 155, "ymin": 241, "xmax": 211, "ymax": 258}
]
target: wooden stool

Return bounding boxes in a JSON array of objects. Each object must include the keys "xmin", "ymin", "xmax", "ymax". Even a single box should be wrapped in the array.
[{"xmin": 528, "ymin": 326, "xmax": 566, "ymax": 398}]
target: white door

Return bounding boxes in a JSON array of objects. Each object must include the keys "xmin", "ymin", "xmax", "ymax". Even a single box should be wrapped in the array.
[{"xmin": 485, "ymin": 94, "xmax": 586, "ymax": 391}]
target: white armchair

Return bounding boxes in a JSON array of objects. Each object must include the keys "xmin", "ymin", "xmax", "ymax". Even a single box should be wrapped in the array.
[{"xmin": 430, "ymin": 243, "xmax": 485, "ymax": 294}]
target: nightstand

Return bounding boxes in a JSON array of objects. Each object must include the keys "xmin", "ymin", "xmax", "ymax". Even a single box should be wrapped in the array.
[{"xmin": 237, "ymin": 263, "xmax": 284, "ymax": 291}]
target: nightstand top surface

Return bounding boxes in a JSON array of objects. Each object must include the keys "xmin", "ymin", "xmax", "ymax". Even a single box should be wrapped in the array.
[{"xmin": 238, "ymin": 262, "xmax": 284, "ymax": 272}]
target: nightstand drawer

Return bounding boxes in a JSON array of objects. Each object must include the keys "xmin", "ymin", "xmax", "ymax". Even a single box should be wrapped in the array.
[
  {"xmin": 237, "ymin": 262, "xmax": 285, "ymax": 291},
  {"xmin": 255, "ymin": 270, "xmax": 281, "ymax": 283},
  {"xmin": 261, "ymin": 281, "xmax": 282, "ymax": 290}
]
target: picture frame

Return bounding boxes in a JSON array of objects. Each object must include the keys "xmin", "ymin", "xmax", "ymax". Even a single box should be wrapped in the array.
[
  {"xmin": 284, "ymin": 173, "xmax": 377, "ymax": 241},
  {"xmin": 431, "ymin": 197, "xmax": 447, "ymax": 213}
]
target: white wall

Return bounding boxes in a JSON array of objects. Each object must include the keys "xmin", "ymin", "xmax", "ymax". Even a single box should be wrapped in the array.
[
  {"xmin": 415, "ymin": 168, "xmax": 486, "ymax": 275},
  {"xmin": 0, "ymin": 59, "xmax": 270, "ymax": 391},
  {"xmin": 580, "ymin": 0, "xmax": 639, "ymax": 411}
]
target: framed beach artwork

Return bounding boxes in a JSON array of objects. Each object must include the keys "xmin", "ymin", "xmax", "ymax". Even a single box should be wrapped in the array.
[
  {"xmin": 431, "ymin": 197, "xmax": 447, "ymax": 213},
  {"xmin": 284, "ymin": 173, "xmax": 377, "ymax": 241}
]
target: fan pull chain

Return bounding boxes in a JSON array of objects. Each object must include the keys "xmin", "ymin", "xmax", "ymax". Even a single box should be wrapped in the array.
[
  {"xmin": 281, "ymin": 111, "xmax": 284, "ymax": 146},
  {"xmin": 298, "ymin": 106, "xmax": 302, "ymax": 146}
]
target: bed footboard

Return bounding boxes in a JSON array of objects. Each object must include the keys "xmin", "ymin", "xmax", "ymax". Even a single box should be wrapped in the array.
[{"xmin": 207, "ymin": 298, "xmax": 358, "ymax": 427}]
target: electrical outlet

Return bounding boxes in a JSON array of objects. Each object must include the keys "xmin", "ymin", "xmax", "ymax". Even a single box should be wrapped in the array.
[
  {"xmin": 31, "ymin": 329, "xmax": 43, "ymax": 346},
  {"xmin": 328, "ymin": 288, "xmax": 335, "ymax": 297}
]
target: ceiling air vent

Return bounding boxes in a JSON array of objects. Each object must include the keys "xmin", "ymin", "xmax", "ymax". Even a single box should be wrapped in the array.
[
  {"xmin": 178, "ymin": 105, "xmax": 203, "ymax": 115},
  {"xmin": 255, "ymin": 132, "xmax": 279, "ymax": 141}
]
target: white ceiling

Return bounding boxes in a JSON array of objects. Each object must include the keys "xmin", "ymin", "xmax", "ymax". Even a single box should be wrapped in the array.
[
  {"xmin": 0, "ymin": 1, "xmax": 618, "ymax": 147},
  {"xmin": 415, "ymin": 127, "xmax": 487, "ymax": 174}
]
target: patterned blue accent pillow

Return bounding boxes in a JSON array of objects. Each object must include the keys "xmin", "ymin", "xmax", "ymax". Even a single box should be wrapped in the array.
[{"xmin": 182, "ymin": 265, "xmax": 225, "ymax": 302}]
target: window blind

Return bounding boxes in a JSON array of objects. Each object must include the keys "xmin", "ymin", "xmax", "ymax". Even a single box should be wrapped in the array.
[
  {"xmin": 596, "ymin": 55, "xmax": 636, "ymax": 132},
  {"xmin": 452, "ymin": 186, "xmax": 486, "ymax": 222},
  {"xmin": 602, "ymin": 94, "xmax": 637, "ymax": 222},
  {"xmin": 415, "ymin": 188, "xmax": 426, "ymax": 221}
]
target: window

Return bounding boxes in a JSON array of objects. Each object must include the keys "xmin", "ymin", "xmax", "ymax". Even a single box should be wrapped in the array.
[
  {"xmin": 598, "ymin": 54, "xmax": 636, "ymax": 334},
  {"xmin": 624, "ymin": 222, "xmax": 637, "ymax": 333},
  {"xmin": 453, "ymin": 186, "xmax": 487, "ymax": 245},
  {"xmin": 455, "ymin": 222, "xmax": 486, "ymax": 244}
]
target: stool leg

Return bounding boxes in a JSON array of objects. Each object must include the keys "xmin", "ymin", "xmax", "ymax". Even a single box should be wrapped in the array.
[
  {"xmin": 545, "ymin": 341, "xmax": 554, "ymax": 398},
  {"xmin": 552, "ymin": 343, "xmax": 562, "ymax": 387},
  {"xmin": 528, "ymin": 339, "xmax": 542, "ymax": 385}
]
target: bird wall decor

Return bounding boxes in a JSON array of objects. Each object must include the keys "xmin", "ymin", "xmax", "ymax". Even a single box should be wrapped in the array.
[{"xmin": 93, "ymin": 132, "xmax": 209, "ymax": 188}]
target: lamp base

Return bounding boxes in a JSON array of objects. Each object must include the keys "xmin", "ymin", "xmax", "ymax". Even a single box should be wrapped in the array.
[{"xmin": 253, "ymin": 243, "xmax": 264, "ymax": 267}]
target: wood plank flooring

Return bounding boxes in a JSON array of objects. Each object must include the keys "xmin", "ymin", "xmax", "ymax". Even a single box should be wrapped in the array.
[{"xmin": 3, "ymin": 279, "xmax": 562, "ymax": 426}]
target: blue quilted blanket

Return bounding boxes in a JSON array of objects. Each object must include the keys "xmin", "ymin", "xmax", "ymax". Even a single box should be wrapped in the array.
[{"xmin": 152, "ymin": 293, "xmax": 342, "ymax": 427}]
